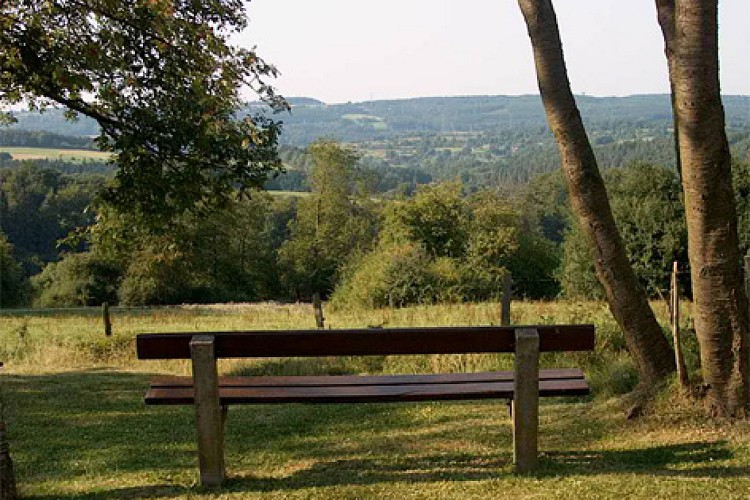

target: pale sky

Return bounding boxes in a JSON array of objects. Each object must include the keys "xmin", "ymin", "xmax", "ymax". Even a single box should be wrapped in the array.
[{"xmin": 240, "ymin": 0, "xmax": 750, "ymax": 103}]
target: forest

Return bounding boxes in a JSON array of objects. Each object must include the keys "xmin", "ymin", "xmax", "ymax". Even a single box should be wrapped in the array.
[
  {"xmin": 2, "ymin": 131, "xmax": 749, "ymax": 309},
  {"xmin": 3, "ymin": 92, "xmax": 750, "ymax": 311}
]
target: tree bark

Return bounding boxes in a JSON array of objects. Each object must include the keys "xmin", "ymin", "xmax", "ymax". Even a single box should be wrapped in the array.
[
  {"xmin": 655, "ymin": 0, "xmax": 682, "ymax": 179},
  {"xmin": 517, "ymin": 0, "xmax": 675, "ymax": 385},
  {"xmin": 668, "ymin": 1, "xmax": 750, "ymax": 415}
]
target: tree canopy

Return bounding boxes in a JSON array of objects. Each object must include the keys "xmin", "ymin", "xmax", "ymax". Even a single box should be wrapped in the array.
[{"xmin": 1, "ymin": 0, "xmax": 286, "ymax": 223}]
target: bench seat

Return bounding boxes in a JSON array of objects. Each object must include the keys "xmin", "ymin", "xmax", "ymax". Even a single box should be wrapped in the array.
[{"xmin": 145, "ymin": 368, "xmax": 589, "ymax": 405}]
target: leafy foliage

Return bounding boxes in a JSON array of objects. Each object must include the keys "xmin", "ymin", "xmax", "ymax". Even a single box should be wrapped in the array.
[
  {"xmin": 384, "ymin": 182, "xmax": 470, "ymax": 258},
  {"xmin": 558, "ymin": 164, "xmax": 687, "ymax": 298},
  {"xmin": 0, "ymin": 232, "xmax": 30, "ymax": 307},
  {"xmin": 333, "ymin": 182, "xmax": 555, "ymax": 308},
  {"xmin": 278, "ymin": 140, "xmax": 377, "ymax": 298},
  {"xmin": 31, "ymin": 251, "xmax": 120, "ymax": 307},
  {"xmin": 115, "ymin": 193, "xmax": 280, "ymax": 305},
  {"xmin": 0, "ymin": 163, "xmax": 102, "ymax": 274},
  {"xmin": 1, "ymin": 0, "xmax": 286, "ymax": 222}
]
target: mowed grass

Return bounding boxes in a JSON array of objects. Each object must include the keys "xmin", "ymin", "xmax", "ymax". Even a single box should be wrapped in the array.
[
  {"xmin": 0, "ymin": 146, "xmax": 111, "ymax": 162},
  {"xmin": 2, "ymin": 301, "xmax": 749, "ymax": 499}
]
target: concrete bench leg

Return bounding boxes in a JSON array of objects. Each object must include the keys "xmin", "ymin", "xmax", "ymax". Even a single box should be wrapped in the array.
[
  {"xmin": 191, "ymin": 335, "xmax": 226, "ymax": 486},
  {"xmin": 513, "ymin": 328, "xmax": 539, "ymax": 473}
]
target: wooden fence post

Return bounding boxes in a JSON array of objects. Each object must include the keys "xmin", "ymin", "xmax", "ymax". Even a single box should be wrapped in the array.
[
  {"xmin": 501, "ymin": 273, "xmax": 512, "ymax": 326},
  {"xmin": 313, "ymin": 292, "xmax": 325, "ymax": 329},
  {"xmin": 190, "ymin": 335, "xmax": 225, "ymax": 486},
  {"xmin": 671, "ymin": 262, "xmax": 689, "ymax": 390},
  {"xmin": 513, "ymin": 328, "xmax": 539, "ymax": 473},
  {"xmin": 102, "ymin": 302, "xmax": 112, "ymax": 337}
]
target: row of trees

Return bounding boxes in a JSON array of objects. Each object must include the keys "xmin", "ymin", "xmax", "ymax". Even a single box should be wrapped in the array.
[
  {"xmin": 0, "ymin": 141, "xmax": 553, "ymax": 307},
  {"xmin": 3, "ymin": 145, "xmax": 747, "ymax": 311},
  {"xmin": 0, "ymin": 129, "xmax": 94, "ymax": 149}
]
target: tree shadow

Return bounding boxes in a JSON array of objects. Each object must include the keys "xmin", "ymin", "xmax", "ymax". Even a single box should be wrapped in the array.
[
  {"xmin": 27, "ymin": 484, "xmax": 190, "ymax": 500},
  {"xmin": 540, "ymin": 441, "xmax": 746, "ymax": 478},
  {"xmin": 24, "ymin": 440, "xmax": 746, "ymax": 499},
  {"xmin": 4, "ymin": 370, "xmax": 746, "ymax": 499}
]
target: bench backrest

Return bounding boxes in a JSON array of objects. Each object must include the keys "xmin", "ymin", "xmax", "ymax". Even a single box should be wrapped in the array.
[{"xmin": 137, "ymin": 325, "xmax": 595, "ymax": 360}]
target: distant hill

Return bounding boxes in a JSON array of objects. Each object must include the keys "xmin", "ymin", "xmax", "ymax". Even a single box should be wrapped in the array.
[
  {"xmin": 5, "ymin": 94, "xmax": 750, "ymax": 188},
  {"xmin": 4, "ymin": 109, "xmax": 100, "ymax": 136},
  {"xmin": 286, "ymin": 97, "xmax": 325, "ymax": 107},
  {"xmin": 7, "ymin": 94, "xmax": 750, "ymax": 145},
  {"xmin": 258, "ymin": 94, "xmax": 750, "ymax": 145}
]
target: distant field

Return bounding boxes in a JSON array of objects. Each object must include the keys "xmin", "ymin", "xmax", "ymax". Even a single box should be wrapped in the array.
[
  {"xmin": 342, "ymin": 113, "xmax": 389, "ymax": 130},
  {"xmin": 0, "ymin": 146, "xmax": 111, "ymax": 162},
  {"xmin": 268, "ymin": 190, "xmax": 311, "ymax": 198}
]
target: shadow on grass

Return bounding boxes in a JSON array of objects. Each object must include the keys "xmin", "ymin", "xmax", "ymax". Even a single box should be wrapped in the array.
[
  {"xmin": 27, "ymin": 484, "xmax": 190, "ymax": 500},
  {"xmin": 540, "ymin": 440, "xmax": 745, "ymax": 477},
  {"xmin": 28, "ymin": 442, "xmax": 747, "ymax": 499},
  {"xmin": 4, "ymin": 370, "xmax": 746, "ymax": 499},
  {"xmin": 221, "ymin": 441, "xmax": 747, "ymax": 495}
]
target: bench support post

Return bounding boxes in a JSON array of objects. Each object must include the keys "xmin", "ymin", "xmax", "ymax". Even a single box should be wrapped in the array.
[
  {"xmin": 190, "ymin": 335, "xmax": 225, "ymax": 486},
  {"xmin": 513, "ymin": 328, "xmax": 539, "ymax": 473}
]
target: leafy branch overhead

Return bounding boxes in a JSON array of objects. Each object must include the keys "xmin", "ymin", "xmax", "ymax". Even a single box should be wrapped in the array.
[{"xmin": 1, "ymin": 0, "xmax": 288, "ymax": 222}]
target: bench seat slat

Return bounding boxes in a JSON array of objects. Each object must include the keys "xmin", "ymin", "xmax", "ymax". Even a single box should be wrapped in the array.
[
  {"xmin": 150, "ymin": 368, "xmax": 585, "ymax": 389},
  {"xmin": 145, "ymin": 377, "xmax": 590, "ymax": 405}
]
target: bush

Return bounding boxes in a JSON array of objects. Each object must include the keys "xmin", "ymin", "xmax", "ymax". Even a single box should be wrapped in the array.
[
  {"xmin": 332, "ymin": 182, "xmax": 539, "ymax": 307},
  {"xmin": 118, "ymin": 244, "xmax": 195, "ymax": 306},
  {"xmin": 332, "ymin": 243, "xmax": 438, "ymax": 308},
  {"xmin": 32, "ymin": 252, "xmax": 121, "ymax": 307}
]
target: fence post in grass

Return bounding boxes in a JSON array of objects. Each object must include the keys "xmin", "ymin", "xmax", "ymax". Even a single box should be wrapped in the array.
[
  {"xmin": 102, "ymin": 302, "xmax": 112, "ymax": 337},
  {"xmin": 0, "ymin": 422, "xmax": 18, "ymax": 500},
  {"xmin": 513, "ymin": 328, "xmax": 539, "ymax": 473},
  {"xmin": 745, "ymin": 256, "xmax": 750, "ymax": 307},
  {"xmin": 671, "ymin": 262, "xmax": 689, "ymax": 390},
  {"xmin": 501, "ymin": 273, "xmax": 512, "ymax": 326},
  {"xmin": 313, "ymin": 292, "xmax": 325, "ymax": 329},
  {"xmin": 190, "ymin": 335, "xmax": 225, "ymax": 487}
]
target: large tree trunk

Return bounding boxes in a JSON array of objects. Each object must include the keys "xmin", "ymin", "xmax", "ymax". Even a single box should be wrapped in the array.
[
  {"xmin": 517, "ymin": 0, "xmax": 675, "ymax": 385},
  {"xmin": 667, "ymin": 1, "xmax": 750, "ymax": 416}
]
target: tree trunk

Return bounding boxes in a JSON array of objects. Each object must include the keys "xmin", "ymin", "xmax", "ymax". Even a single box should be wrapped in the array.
[
  {"xmin": 655, "ymin": 0, "xmax": 682, "ymax": 179},
  {"xmin": 668, "ymin": 1, "xmax": 750, "ymax": 415},
  {"xmin": 517, "ymin": 0, "xmax": 675, "ymax": 385}
]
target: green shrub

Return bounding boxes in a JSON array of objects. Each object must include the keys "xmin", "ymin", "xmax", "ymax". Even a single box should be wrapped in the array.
[
  {"xmin": 118, "ymin": 244, "xmax": 194, "ymax": 306},
  {"xmin": 32, "ymin": 252, "xmax": 121, "ymax": 307},
  {"xmin": 332, "ymin": 242, "xmax": 438, "ymax": 308},
  {"xmin": 333, "ymin": 182, "xmax": 527, "ymax": 308}
]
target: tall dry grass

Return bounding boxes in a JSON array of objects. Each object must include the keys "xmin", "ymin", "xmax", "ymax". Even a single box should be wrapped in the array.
[{"xmin": 0, "ymin": 300, "xmax": 696, "ymax": 397}]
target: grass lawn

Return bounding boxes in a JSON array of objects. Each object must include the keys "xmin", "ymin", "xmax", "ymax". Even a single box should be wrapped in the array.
[{"xmin": 1, "ymin": 301, "xmax": 748, "ymax": 498}]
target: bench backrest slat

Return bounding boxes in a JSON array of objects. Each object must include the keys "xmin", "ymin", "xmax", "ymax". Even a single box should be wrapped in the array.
[{"xmin": 137, "ymin": 325, "xmax": 595, "ymax": 360}]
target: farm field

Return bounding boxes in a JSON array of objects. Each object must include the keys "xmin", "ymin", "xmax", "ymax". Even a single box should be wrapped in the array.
[
  {"xmin": 1, "ymin": 301, "xmax": 749, "ymax": 499},
  {"xmin": 0, "ymin": 146, "xmax": 111, "ymax": 162}
]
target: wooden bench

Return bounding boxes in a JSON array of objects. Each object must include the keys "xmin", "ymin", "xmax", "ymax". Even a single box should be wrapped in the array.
[{"xmin": 137, "ymin": 325, "xmax": 595, "ymax": 486}]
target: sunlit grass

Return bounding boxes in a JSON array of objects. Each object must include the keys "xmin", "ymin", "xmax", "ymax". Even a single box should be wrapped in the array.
[
  {"xmin": 3, "ymin": 300, "xmax": 740, "ymax": 499},
  {"xmin": 0, "ymin": 146, "xmax": 111, "ymax": 162}
]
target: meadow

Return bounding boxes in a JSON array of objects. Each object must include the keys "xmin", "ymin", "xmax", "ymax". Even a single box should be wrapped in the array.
[
  {"xmin": 1, "ymin": 300, "xmax": 749, "ymax": 499},
  {"xmin": 0, "ymin": 146, "xmax": 111, "ymax": 162}
]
